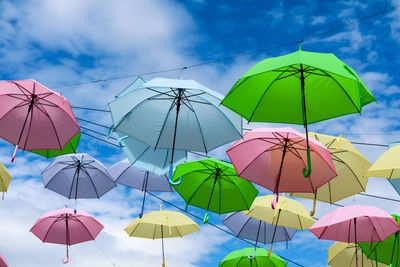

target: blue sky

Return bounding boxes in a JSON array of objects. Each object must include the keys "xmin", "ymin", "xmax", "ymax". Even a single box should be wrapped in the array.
[{"xmin": 1, "ymin": 0, "xmax": 400, "ymax": 266}]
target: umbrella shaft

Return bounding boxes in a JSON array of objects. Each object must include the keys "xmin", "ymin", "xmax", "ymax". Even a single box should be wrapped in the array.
[
  {"xmin": 206, "ymin": 171, "xmax": 220, "ymax": 212},
  {"xmin": 75, "ymin": 161, "xmax": 81, "ymax": 201},
  {"xmin": 170, "ymin": 89, "xmax": 183, "ymax": 164},
  {"xmin": 274, "ymin": 139, "xmax": 288, "ymax": 194},
  {"xmin": 16, "ymin": 97, "xmax": 35, "ymax": 146},
  {"xmin": 300, "ymin": 64, "xmax": 309, "ymax": 150}
]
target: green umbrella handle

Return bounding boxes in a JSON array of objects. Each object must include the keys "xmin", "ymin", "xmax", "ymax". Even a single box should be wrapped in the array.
[
  {"xmin": 302, "ymin": 149, "xmax": 312, "ymax": 177},
  {"xmin": 203, "ymin": 211, "xmax": 209, "ymax": 224},
  {"xmin": 168, "ymin": 164, "xmax": 182, "ymax": 185}
]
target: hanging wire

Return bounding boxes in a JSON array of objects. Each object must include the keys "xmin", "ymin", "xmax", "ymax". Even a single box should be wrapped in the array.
[{"xmin": 71, "ymin": 106, "xmax": 110, "ymax": 113}]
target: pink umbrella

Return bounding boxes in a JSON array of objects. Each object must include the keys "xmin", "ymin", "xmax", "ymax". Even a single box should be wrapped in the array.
[
  {"xmin": 310, "ymin": 205, "xmax": 400, "ymax": 267},
  {"xmin": 226, "ymin": 127, "xmax": 337, "ymax": 208},
  {"xmin": 0, "ymin": 253, "xmax": 8, "ymax": 267},
  {"xmin": 0, "ymin": 80, "xmax": 80, "ymax": 162},
  {"xmin": 30, "ymin": 208, "xmax": 104, "ymax": 264}
]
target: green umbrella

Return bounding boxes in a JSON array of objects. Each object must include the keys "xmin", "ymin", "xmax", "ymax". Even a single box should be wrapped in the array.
[
  {"xmin": 221, "ymin": 47, "xmax": 376, "ymax": 177},
  {"xmin": 359, "ymin": 214, "xmax": 400, "ymax": 267},
  {"xmin": 29, "ymin": 132, "xmax": 81, "ymax": 158},
  {"xmin": 171, "ymin": 158, "xmax": 258, "ymax": 223},
  {"xmin": 219, "ymin": 247, "xmax": 287, "ymax": 267}
]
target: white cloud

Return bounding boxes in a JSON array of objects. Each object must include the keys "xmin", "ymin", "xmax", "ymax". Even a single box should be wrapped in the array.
[{"xmin": 311, "ymin": 16, "xmax": 327, "ymax": 25}]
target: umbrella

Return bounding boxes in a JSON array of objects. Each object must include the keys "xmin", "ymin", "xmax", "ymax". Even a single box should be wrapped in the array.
[
  {"xmin": 219, "ymin": 247, "xmax": 287, "ymax": 267},
  {"xmin": 29, "ymin": 132, "xmax": 81, "ymax": 158},
  {"xmin": 115, "ymin": 131, "xmax": 186, "ymax": 176},
  {"xmin": 108, "ymin": 77, "xmax": 242, "ymax": 182},
  {"xmin": 329, "ymin": 242, "xmax": 389, "ymax": 267},
  {"xmin": 292, "ymin": 132, "xmax": 371, "ymax": 215},
  {"xmin": 226, "ymin": 127, "xmax": 336, "ymax": 208},
  {"xmin": 243, "ymin": 195, "xmax": 314, "ymax": 257},
  {"xmin": 30, "ymin": 208, "xmax": 104, "ymax": 264},
  {"xmin": 0, "ymin": 253, "xmax": 8, "ymax": 267},
  {"xmin": 221, "ymin": 47, "xmax": 376, "ymax": 177},
  {"xmin": 358, "ymin": 214, "xmax": 400, "ymax": 267},
  {"xmin": 114, "ymin": 76, "xmax": 148, "ymax": 98},
  {"xmin": 310, "ymin": 205, "xmax": 400, "ymax": 267},
  {"xmin": 0, "ymin": 80, "xmax": 80, "ymax": 162},
  {"xmin": 125, "ymin": 206, "xmax": 199, "ymax": 267},
  {"xmin": 42, "ymin": 153, "xmax": 116, "ymax": 208},
  {"xmin": 0, "ymin": 162, "xmax": 12, "ymax": 200},
  {"xmin": 108, "ymin": 159, "xmax": 174, "ymax": 217},
  {"xmin": 222, "ymin": 212, "xmax": 297, "ymax": 259},
  {"xmin": 171, "ymin": 158, "xmax": 259, "ymax": 223},
  {"xmin": 365, "ymin": 143, "xmax": 400, "ymax": 180}
]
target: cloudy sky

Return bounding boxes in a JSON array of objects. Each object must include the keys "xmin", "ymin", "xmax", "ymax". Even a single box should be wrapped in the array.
[{"xmin": 1, "ymin": 0, "xmax": 400, "ymax": 266}]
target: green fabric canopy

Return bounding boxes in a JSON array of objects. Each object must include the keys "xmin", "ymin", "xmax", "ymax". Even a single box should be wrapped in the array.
[
  {"xmin": 29, "ymin": 132, "xmax": 81, "ymax": 158},
  {"xmin": 219, "ymin": 247, "xmax": 287, "ymax": 267},
  {"xmin": 359, "ymin": 214, "xmax": 400, "ymax": 267},
  {"xmin": 171, "ymin": 158, "xmax": 258, "ymax": 223}
]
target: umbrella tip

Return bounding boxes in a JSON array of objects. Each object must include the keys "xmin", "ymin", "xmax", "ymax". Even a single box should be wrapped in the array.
[
  {"xmin": 160, "ymin": 204, "xmax": 162, "ymax": 211},
  {"xmin": 299, "ymin": 45, "xmax": 302, "ymax": 51}
]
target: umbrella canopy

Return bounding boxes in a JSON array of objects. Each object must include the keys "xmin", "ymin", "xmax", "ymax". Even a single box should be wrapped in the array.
[
  {"xmin": 219, "ymin": 247, "xmax": 287, "ymax": 267},
  {"xmin": 171, "ymin": 158, "xmax": 259, "ymax": 223},
  {"xmin": 115, "ymin": 131, "xmax": 186, "ymax": 176},
  {"xmin": 359, "ymin": 215, "xmax": 400, "ymax": 267},
  {"xmin": 108, "ymin": 159, "xmax": 174, "ymax": 217},
  {"xmin": 221, "ymin": 48, "xmax": 376, "ymax": 177},
  {"xmin": 365, "ymin": 144, "xmax": 400, "ymax": 179},
  {"xmin": 226, "ymin": 127, "xmax": 336, "ymax": 209},
  {"xmin": 42, "ymin": 153, "xmax": 116, "ymax": 200},
  {"xmin": 329, "ymin": 242, "xmax": 388, "ymax": 267},
  {"xmin": 0, "ymin": 80, "xmax": 80, "ymax": 162},
  {"xmin": 310, "ymin": 205, "xmax": 400, "ymax": 267},
  {"xmin": 125, "ymin": 208, "xmax": 199, "ymax": 266},
  {"xmin": 0, "ymin": 253, "xmax": 8, "ymax": 267},
  {"xmin": 292, "ymin": 132, "xmax": 371, "ymax": 215},
  {"xmin": 109, "ymin": 77, "xmax": 242, "ymax": 181},
  {"xmin": 0, "ymin": 162, "xmax": 12, "ymax": 200},
  {"xmin": 30, "ymin": 208, "xmax": 104, "ymax": 263},
  {"xmin": 29, "ymin": 132, "xmax": 81, "ymax": 159}
]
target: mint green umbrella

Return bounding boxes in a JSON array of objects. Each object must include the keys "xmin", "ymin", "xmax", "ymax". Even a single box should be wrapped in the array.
[
  {"xmin": 219, "ymin": 247, "xmax": 287, "ymax": 267},
  {"xmin": 29, "ymin": 132, "xmax": 81, "ymax": 158},
  {"xmin": 221, "ymin": 47, "xmax": 376, "ymax": 177},
  {"xmin": 171, "ymin": 158, "xmax": 258, "ymax": 223}
]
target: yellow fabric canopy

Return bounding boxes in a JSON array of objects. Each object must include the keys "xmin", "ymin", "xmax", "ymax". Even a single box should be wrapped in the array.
[
  {"xmin": 0, "ymin": 162, "xmax": 12, "ymax": 199},
  {"xmin": 329, "ymin": 242, "xmax": 388, "ymax": 267},
  {"xmin": 365, "ymin": 144, "xmax": 400, "ymax": 179}
]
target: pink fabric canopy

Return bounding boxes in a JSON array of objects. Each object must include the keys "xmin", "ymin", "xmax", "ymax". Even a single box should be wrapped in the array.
[
  {"xmin": 226, "ymin": 127, "xmax": 337, "ymax": 194},
  {"xmin": 0, "ymin": 253, "xmax": 8, "ymax": 267}
]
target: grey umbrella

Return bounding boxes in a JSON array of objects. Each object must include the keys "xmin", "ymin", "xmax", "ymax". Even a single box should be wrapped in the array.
[
  {"xmin": 108, "ymin": 159, "xmax": 174, "ymax": 217},
  {"xmin": 223, "ymin": 211, "xmax": 297, "ymax": 259},
  {"xmin": 42, "ymin": 153, "xmax": 116, "ymax": 204}
]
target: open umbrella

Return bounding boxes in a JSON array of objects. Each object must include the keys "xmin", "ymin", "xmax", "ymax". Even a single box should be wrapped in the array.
[
  {"xmin": 0, "ymin": 253, "xmax": 8, "ymax": 267},
  {"xmin": 310, "ymin": 205, "xmax": 400, "ymax": 267},
  {"xmin": 108, "ymin": 159, "xmax": 174, "ymax": 217},
  {"xmin": 223, "ymin": 212, "xmax": 297, "ymax": 259},
  {"xmin": 243, "ymin": 195, "xmax": 314, "ymax": 257},
  {"xmin": 0, "ymin": 162, "xmax": 12, "ymax": 200},
  {"xmin": 109, "ymin": 77, "xmax": 242, "ymax": 182},
  {"xmin": 226, "ymin": 127, "xmax": 336, "ymax": 208},
  {"xmin": 171, "ymin": 158, "xmax": 259, "ymax": 223},
  {"xmin": 30, "ymin": 208, "xmax": 104, "ymax": 264},
  {"xmin": 359, "ymin": 214, "xmax": 400, "ymax": 267},
  {"xmin": 125, "ymin": 206, "xmax": 199, "ymax": 267},
  {"xmin": 329, "ymin": 242, "xmax": 388, "ymax": 267},
  {"xmin": 42, "ymin": 153, "xmax": 116, "ymax": 209},
  {"xmin": 219, "ymin": 247, "xmax": 287, "ymax": 267},
  {"xmin": 29, "ymin": 132, "xmax": 81, "ymax": 158},
  {"xmin": 221, "ymin": 47, "xmax": 376, "ymax": 177},
  {"xmin": 0, "ymin": 80, "xmax": 80, "ymax": 162},
  {"xmin": 292, "ymin": 132, "xmax": 371, "ymax": 215}
]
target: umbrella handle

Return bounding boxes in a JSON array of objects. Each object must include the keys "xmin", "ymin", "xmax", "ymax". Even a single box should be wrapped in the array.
[
  {"xmin": 310, "ymin": 195, "xmax": 317, "ymax": 216},
  {"xmin": 302, "ymin": 149, "xmax": 312, "ymax": 177},
  {"xmin": 11, "ymin": 145, "xmax": 18, "ymax": 163},
  {"xmin": 267, "ymin": 242, "xmax": 273, "ymax": 257},
  {"xmin": 203, "ymin": 212, "xmax": 209, "ymax": 224},
  {"xmin": 271, "ymin": 194, "xmax": 278, "ymax": 210},
  {"xmin": 118, "ymin": 136, "xmax": 129, "ymax": 147},
  {"xmin": 168, "ymin": 164, "xmax": 182, "ymax": 185},
  {"xmin": 247, "ymin": 246, "xmax": 256, "ymax": 260},
  {"xmin": 62, "ymin": 249, "xmax": 69, "ymax": 264}
]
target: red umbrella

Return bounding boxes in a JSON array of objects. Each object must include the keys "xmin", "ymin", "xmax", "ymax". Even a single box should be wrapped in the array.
[
  {"xmin": 30, "ymin": 208, "xmax": 104, "ymax": 264},
  {"xmin": 0, "ymin": 80, "xmax": 80, "ymax": 162},
  {"xmin": 0, "ymin": 253, "xmax": 8, "ymax": 267}
]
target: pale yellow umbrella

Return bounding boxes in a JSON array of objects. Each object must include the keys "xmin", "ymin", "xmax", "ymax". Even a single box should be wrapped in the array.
[
  {"xmin": 0, "ymin": 162, "xmax": 12, "ymax": 200},
  {"xmin": 125, "ymin": 205, "xmax": 199, "ymax": 267},
  {"xmin": 243, "ymin": 194, "xmax": 314, "ymax": 257},
  {"xmin": 365, "ymin": 144, "xmax": 400, "ymax": 179},
  {"xmin": 329, "ymin": 242, "xmax": 389, "ymax": 267},
  {"xmin": 292, "ymin": 132, "xmax": 371, "ymax": 215}
]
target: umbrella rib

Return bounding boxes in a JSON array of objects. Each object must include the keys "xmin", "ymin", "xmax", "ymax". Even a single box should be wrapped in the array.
[
  {"xmin": 235, "ymin": 215, "xmax": 253, "ymax": 238},
  {"xmin": 12, "ymin": 82, "xmax": 31, "ymax": 98},
  {"xmin": 80, "ymin": 165, "xmax": 102, "ymax": 198},
  {"xmin": 5, "ymin": 94, "xmax": 31, "ymax": 101},
  {"xmin": 184, "ymin": 172, "xmax": 216, "ymax": 209},
  {"xmin": 146, "ymin": 87, "xmax": 177, "ymax": 98},
  {"xmin": 274, "ymin": 71, "xmax": 300, "ymax": 81},
  {"xmin": 185, "ymin": 98, "xmax": 208, "ymax": 153},
  {"xmin": 332, "ymin": 154, "xmax": 366, "ymax": 191},
  {"xmin": 154, "ymin": 98, "xmax": 177, "ymax": 150},
  {"xmin": 22, "ymin": 103, "xmax": 35, "ymax": 150},
  {"xmin": 41, "ymin": 215, "xmax": 66, "ymax": 242},
  {"xmin": 74, "ymin": 217, "xmax": 97, "ymax": 241},
  {"xmin": 34, "ymin": 101, "xmax": 64, "ymax": 149},
  {"xmin": 67, "ymin": 167, "xmax": 80, "ymax": 199}
]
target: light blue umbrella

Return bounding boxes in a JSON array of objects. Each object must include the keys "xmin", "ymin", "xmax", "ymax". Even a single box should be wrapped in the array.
[{"xmin": 108, "ymin": 78, "xmax": 242, "ymax": 183}]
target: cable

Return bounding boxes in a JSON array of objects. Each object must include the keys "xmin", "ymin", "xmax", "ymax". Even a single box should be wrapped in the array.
[
  {"xmin": 146, "ymin": 191, "xmax": 304, "ymax": 267},
  {"xmin": 50, "ymin": 4, "xmax": 400, "ymax": 89},
  {"xmin": 76, "ymin": 117, "xmax": 112, "ymax": 130},
  {"xmin": 71, "ymin": 106, "xmax": 110, "ymax": 113},
  {"xmin": 80, "ymin": 126, "xmax": 118, "ymax": 141},
  {"xmin": 359, "ymin": 192, "xmax": 400, "ymax": 203},
  {"xmin": 81, "ymin": 131, "xmax": 120, "ymax": 148}
]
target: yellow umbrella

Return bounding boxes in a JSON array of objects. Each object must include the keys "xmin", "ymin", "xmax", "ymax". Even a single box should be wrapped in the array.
[
  {"xmin": 329, "ymin": 242, "xmax": 389, "ymax": 267},
  {"xmin": 243, "ymin": 194, "xmax": 314, "ymax": 257},
  {"xmin": 0, "ymin": 162, "xmax": 12, "ymax": 200},
  {"xmin": 124, "ymin": 205, "xmax": 199, "ymax": 267},
  {"xmin": 365, "ymin": 144, "xmax": 400, "ymax": 179},
  {"xmin": 292, "ymin": 133, "xmax": 371, "ymax": 215}
]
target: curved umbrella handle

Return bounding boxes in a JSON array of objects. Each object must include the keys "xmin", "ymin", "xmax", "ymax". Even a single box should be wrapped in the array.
[
  {"xmin": 118, "ymin": 136, "xmax": 129, "ymax": 147},
  {"xmin": 247, "ymin": 246, "xmax": 256, "ymax": 260},
  {"xmin": 11, "ymin": 145, "xmax": 18, "ymax": 163},
  {"xmin": 203, "ymin": 212, "xmax": 209, "ymax": 224},
  {"xmin": 302, "ymin": 149, "xmax": 312, "ymax": 177},
  {"xmin": 271, "ymin": 194, "xmax": 279, "ymax": 210},
  {"xmin": 310, "ymin": 194, "xmax": 317, "ymax": 216},
  {"xmin": 168, "ymin": 164, "xmax": 182, "ymax": 185},
  {"xmin": 267, "ymin": 242, "xmax": 273, "ymax": 257},
  {"xmin": 62, "ymin": 248, "xmax": 69, "ymax": 264}
]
